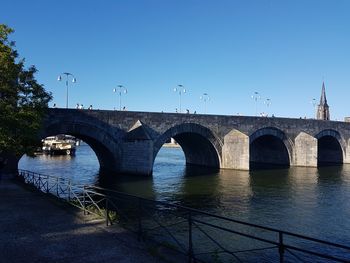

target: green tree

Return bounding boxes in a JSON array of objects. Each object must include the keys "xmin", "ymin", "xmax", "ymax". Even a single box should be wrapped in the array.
[{"xmin": 0, "ymin": 24, "xmax": 52, "ymax": 160}]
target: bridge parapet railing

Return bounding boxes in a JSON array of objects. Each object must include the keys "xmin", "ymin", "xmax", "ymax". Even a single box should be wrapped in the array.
[{"xmin": 17, "ymin": 169, "xmax": 350, "ymax": 263}]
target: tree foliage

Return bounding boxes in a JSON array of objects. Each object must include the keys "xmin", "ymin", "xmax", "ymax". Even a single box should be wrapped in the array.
[{"xmin": 0, "ymin": 24, "xmax": 52, "ymax": 157}]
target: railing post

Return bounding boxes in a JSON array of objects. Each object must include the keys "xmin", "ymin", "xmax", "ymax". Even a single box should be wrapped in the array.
[
  {"xmin": 83, "ymin": 186, "xmax": 87, "ymax": 215},
  {"xmin": 279, "ymin": 232, "xmax": 284, "ymax": 263},
  {"xmin": 188, "ymin": 211, "xmax": 194, "ymax": 263},
  {"xmin": 105, "ymin": 198, "xmax": 109, "ymax": 226},
  {"xmin": 68, "ymin": 180, "xmax": 71, "ymax": 201},
  {"xmin": 46, "ymin": 176, "xmax": 49, "ymax": 193},
  {"xmin": 56, "ymin": 177, "xmax": 59, "ymax": 197},
  {"xmin": 138, "ymin": 198, "xmax": 143, "ymax": 241},
  {"xmin": 39, "ymin": 174, "xmax": 42, "ymax": 191}
]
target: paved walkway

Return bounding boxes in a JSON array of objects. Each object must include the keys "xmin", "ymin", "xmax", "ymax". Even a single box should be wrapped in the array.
[{"xmin": 0, "ymin": 174, "xmax": 164, "ymax": 263}]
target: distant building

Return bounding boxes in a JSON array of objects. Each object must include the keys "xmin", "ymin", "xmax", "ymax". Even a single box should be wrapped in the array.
[{"xmin": 316, "ymin": 82, "xmax": 330, "ymax": 120}]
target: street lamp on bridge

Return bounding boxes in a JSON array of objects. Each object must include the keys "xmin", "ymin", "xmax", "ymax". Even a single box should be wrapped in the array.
[
  {"xmin": 264, "ymin": 98, "xmax": 271, "ymax": 117},
  {"xmin": 310, "ymin": 98, "xmax": 317, "ymax": 119},
  {"xmin": 251, "ymin": 91, "xmax": 261, "ymax": 116},
  {"xmin": 113, "ymin": 85, "xmax": 127, "ymax": 111},
  {"xmin": 174, "ymin": 84, "xmax": 186, "ymax": 113},
  {"xmin": 57, "ymin": 72, "xmax": 76, "ymax": 109},
  {"xmin": 200, "ymin": 93, "xmax": 210, "ymax": 114}
]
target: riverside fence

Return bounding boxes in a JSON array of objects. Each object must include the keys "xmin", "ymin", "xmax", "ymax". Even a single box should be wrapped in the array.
[{"xmin": 17, "ymin": 169, "xmax": 350, "ymax": 263}]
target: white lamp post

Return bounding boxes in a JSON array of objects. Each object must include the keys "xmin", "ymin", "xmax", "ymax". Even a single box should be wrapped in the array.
[
  {"xmin": 174, "ymin": 84, "xmax": 186, "ymax": 113},
  {"xmin": 251, "ymin": 91, "xmax": 261, "ymax": 116},
  {"xmin": 310, "ymin": 98, "xmax": 317, "ymax": 119},
  {"xmin": 57, "ymin": 72, "xmax": 76, "ymax": 109},
  {"xmin": 113, "ymin": 85, "xmax": 127, "ymax": 111},
  {"xmin": 264, "ymin": 98, "xmax": 271, "ymax": 116},
  {"xmin": 200, "ymin": 93, "xmax": 210, "ymax": 114}
]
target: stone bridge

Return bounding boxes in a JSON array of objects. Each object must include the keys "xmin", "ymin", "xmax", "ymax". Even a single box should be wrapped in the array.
[{"xmin": 40, "ymin": 108, "xmax": 350, "ymax": 175}]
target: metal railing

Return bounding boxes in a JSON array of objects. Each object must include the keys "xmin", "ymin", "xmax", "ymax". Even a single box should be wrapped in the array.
[{"xmin": 17, "ymin": 169, "xmax": 350, "ymax": 263}]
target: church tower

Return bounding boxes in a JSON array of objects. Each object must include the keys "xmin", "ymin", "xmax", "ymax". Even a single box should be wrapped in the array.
[{"xmin": 316, "ymin": 82, "xmax": 330, "ymax": 120}]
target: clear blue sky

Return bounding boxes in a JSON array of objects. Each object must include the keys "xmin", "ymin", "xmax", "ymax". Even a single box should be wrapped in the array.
[{"xmin": 2, "ymin": 0, "xmax": 350, "ymax": 119}]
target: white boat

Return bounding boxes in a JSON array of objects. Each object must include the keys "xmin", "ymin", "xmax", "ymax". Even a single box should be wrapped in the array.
[{"xmin": 42, "ymin": 135, "xmax": 76, "ymax": 155}]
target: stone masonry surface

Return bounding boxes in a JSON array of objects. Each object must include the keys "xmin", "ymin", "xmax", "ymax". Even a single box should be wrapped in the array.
[{"xmin": 38, "ymin": 109, "xmax": 350, "ymax": 175}]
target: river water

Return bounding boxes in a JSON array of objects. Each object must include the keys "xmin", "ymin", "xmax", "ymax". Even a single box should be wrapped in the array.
[{"xmin": 19, "ymin": 144, "xmax": 350, "ymax": 245}]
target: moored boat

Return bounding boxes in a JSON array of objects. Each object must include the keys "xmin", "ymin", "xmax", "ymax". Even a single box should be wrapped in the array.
[{"xmin": 42, "ymin": 135, "xmax": 76, "ymax": 155}]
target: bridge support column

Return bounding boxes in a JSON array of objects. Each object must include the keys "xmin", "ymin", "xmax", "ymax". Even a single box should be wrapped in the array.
[
  {"xmin": 344, "ymin": 139, "xmax": 350, "ymax": 164},
  {"xmin": 222, "ymin": 130, "xmax": 249, "ymax": 170},
  {"xmin": 293, "ymin": 132, "xmax": 317, "ymax": 167},
  {"xmin": 121, "ymin": 141, "xmax": 154, "ymax": 175}
]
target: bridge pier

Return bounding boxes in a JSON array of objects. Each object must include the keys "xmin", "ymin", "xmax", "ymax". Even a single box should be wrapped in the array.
[
  {"xmin": 293, "ymin": 132, "xmax": 318, "ymax": 167},
  {"xmin": 222, "ymin": 130, "xmax": 249, "ymax": 170},
  {"xmin": 344, "ymin": 139, "xmax": 350, "ymax": 164},
  {"xmin": 121, "ymin": 141, "xmax": 154, "ymax": 176}
]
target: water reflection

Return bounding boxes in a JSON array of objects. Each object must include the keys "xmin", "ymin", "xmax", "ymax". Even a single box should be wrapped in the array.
[
  {"xmin": 97, "ymin": 170, "xmax": 157, "ymax": 200},
  {"xmin": 315, "ymin": 165, "xmax": 350, "ymax": 242},
  {"xmin": 175, "ymin": 166, "xmax": 221, "ymax": 209},
  {"xmin": 246, "ymin": 168, "xmax": 318, "ymax": 233},
  {"xmin": 317, "ymin": 165, "xmax": 344, "ymax": 184},
  {"xmin": 216, "ymin": 169, "xmax": 252, "ymax": 218}
]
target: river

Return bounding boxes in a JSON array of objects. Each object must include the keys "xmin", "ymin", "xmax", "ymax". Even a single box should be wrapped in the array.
[{"xmin": 19, "ymin": 143, "xmax": 350, "ymax": 245}]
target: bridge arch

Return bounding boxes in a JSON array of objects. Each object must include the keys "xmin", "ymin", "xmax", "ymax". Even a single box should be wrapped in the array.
[
  {"xmin": 153, "ymin": 123, "xmax": 222, "ymax": 168},
  {"xmin": 249, "ymin": 127, "xmax": 292, "ymax": 168},
  {"xmin": 315, "ymin": 129, "xmax": 345, "ymax": 165},
  {"xmin": 43, "ymin": 120, "xmax": 123, "ymax": 172}
]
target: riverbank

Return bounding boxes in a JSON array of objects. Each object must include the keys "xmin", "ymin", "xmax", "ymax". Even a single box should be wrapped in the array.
[
  {"xmin": 0, "ymin": 174, "xmax": 164, "ymax": 263},
  {"xmin": 162, "ymin": 143, "xmax": 180, "ymax": 148}
]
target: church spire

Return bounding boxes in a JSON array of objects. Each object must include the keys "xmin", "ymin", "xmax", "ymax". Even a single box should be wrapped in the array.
[
  {"xmin": 316, "ymin": 82, "xmax": 330, "ymax": 120},
  {"xmin": 319, "ymin": 81, "xmax": 328, "ymax": 106}
]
